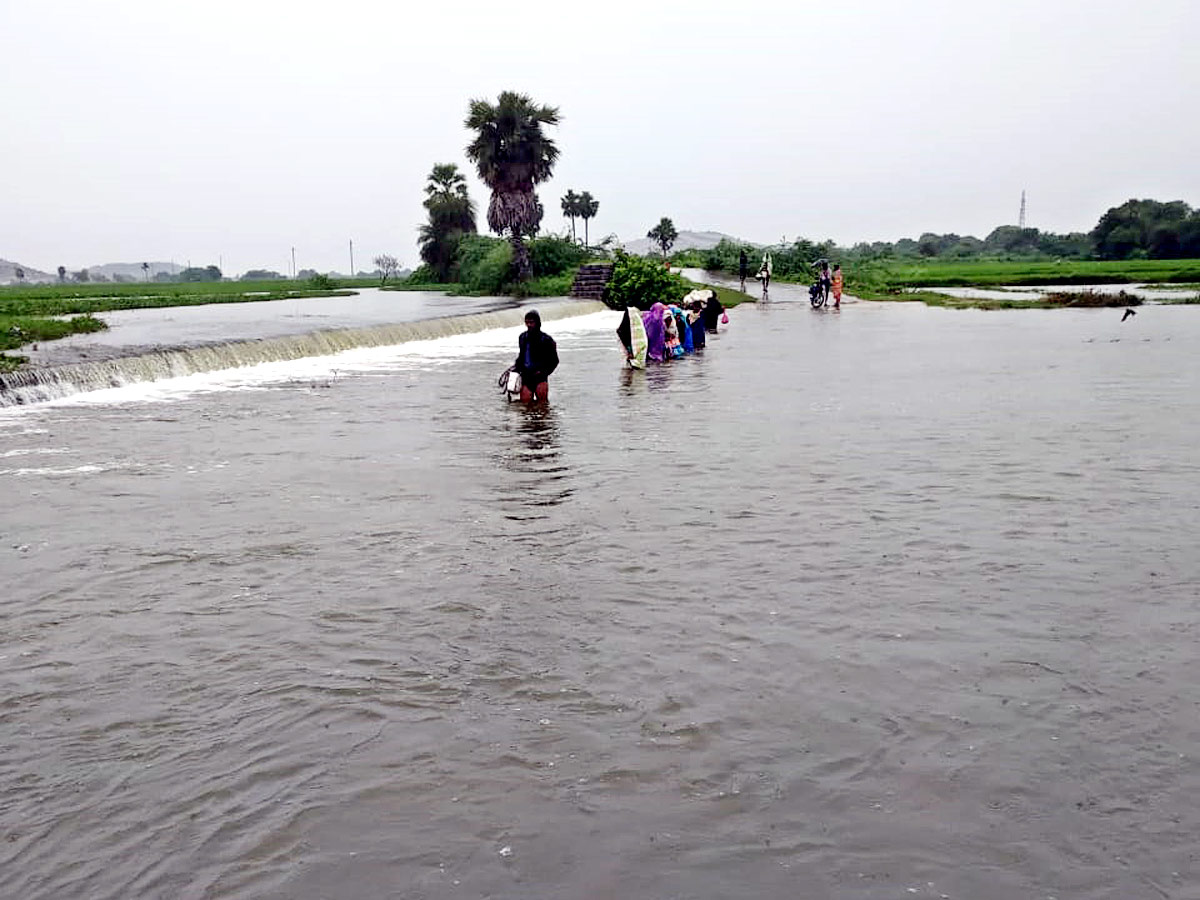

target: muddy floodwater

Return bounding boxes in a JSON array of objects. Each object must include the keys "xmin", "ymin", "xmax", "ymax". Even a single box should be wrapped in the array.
[{"xmin": 2, "ymin": 302, "xmax": 1199, "ymax": 899}]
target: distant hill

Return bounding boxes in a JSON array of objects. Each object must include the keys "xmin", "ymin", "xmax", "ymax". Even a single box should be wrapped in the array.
[
  {"xmin": 0, "ymin": 259, "xmax": 55, "ymax": 285},
  {"xmin": 0, "ymin": 259, "xmax": 185, "ymax": 285},
  {"xmin": 85, "ymin": 262, "xmax": 184, "ymax": 281},
  {"xmin": 621, "ymin": 230, "xmax": 758, "ymax": 257}
]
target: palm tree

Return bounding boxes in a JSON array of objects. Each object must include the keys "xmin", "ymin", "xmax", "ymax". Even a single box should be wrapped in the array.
[
  {"xmin": 647, "ymin": 217, "xmax": 678, "ymax": 258},
  {"xmin": 418, "ymin": 162, "xmax": 477, "ymax": 281},
  {"xmin": 58, "ymin": 265, "xmax": 67, "ymax": 283},
  {"xmin": 141, "ymin": 262, "xmax": 149, "ymax": 281},
  {"xmin": 578, "ymin": 192, "xmax": 599, "ymax": 249},
  {"xmin": 560, "ymin": 189, "xmax": 580, "ymax": 243},
  {"xmin": 465, "ymin": 91, "xmax": 560, "ymax": 282},
  {"xmin": 424, "ymin": 163, "xmax": 471, "ymax": 206}
]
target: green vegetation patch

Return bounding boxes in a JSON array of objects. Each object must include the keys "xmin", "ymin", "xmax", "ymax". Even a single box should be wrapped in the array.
[
  {"xmin": 517, "ymin": 272, "xmax": 576, "ymax": 298},
  {"xmin": 1, "ymin": 314, "xmax": 108, "ymax": 372},
  {"xmin": 864, "ymin": 288, "xmax": 1145, "ymax": 310},
  {"xmin": 857, "ymin": 258, "xmax": 1200, "ymax": 289},
  {"xmin": 602, "ymin": 252, "xmax": 691, "ymax": 310},
  {"xmin": 391, "ymin": 235, "xmax": 597, "ymax": 298},
  {"xmin": 690, "ymin": 281, "xmax": 755, "ymax": 309}
]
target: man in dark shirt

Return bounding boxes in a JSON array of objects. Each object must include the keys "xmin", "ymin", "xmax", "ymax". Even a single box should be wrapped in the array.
[{"xmin": 514, "ymin": 309, "xmax": 559, "ymax": 402}]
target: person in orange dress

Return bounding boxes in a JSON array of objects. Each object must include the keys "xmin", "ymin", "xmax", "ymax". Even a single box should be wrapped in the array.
[{"xmin": 831, "ymin": 264, "xmax": 844, "ymax": 308}]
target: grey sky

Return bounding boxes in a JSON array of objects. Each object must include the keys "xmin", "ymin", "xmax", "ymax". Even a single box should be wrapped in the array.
[{"xmin": 4, "ymin": 0, "xmax": 1198, "ymax": 276}]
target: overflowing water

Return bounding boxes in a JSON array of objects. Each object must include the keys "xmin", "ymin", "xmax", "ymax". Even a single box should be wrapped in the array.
[
  {"xmin": 0, "ymin": 302, "xmax": 599, "ymax": 408},
  {"xmin": 2, "ymin": 301, "xmax": 1199, "ymax": 899}
]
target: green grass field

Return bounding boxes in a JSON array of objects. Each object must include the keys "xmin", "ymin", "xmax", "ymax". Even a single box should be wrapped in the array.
[
  {"xmin": 851, "ymin": 258, "xmax": 1200, "ymax": 290},
  {"xmin": 0, "ymin": 279, "xmax": 364, "ymax": 316}
]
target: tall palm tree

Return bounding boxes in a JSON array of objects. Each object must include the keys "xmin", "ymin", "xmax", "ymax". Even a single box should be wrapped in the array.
[
  {"xmin": 465, "ymin": 91, "xmax": 560, "ymax": 282},
  {"xmin": 560, "ymin": 189, "xmax": 580, "ymax": 243},
  {"xmin": 425, "ymin": 163, "xmax": 471, "ymax": 206},
  {"xmin": 578, "ymin": 192, "xmax": 599, "ymax": 249},
  {"xmin": 418, "ymin": 162, "xmax": 477, "ymax": 281}
]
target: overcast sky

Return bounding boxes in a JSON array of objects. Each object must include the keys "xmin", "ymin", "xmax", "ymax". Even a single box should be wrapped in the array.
[{"xmin": 4, "ymin": 0, "xmax": 1198, "ymax": 275}]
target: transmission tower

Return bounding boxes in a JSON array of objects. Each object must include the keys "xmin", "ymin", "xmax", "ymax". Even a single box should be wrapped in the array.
[{"xmin": 1019, "ymin": 190, "xmax": 1027, "ymax": 229}]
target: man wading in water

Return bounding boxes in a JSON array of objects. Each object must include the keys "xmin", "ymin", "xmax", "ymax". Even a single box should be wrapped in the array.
[{"xmin": 514, "ymin": 309, "xmax": 559, "ymax": 403}]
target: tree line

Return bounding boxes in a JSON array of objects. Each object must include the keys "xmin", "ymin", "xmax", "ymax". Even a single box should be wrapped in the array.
[
  {"xmin": 688, "ymin": 197, "xmax": 1200, "ymax": 278},
  {"xmin": 793, "ymin": 198, "xmax": 1200, "ymax": 266}
]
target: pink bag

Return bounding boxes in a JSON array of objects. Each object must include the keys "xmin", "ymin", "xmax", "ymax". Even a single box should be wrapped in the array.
[{"xmin": 721, "ymin": 311, "xmax": 729, "ymax": 324}]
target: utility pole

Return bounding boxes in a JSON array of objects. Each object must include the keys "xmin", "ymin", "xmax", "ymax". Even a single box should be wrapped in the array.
[
  {"xmin": 1019, "ymin": 190, "xmax": 1027, "ymax": 229},
  {"xmin": 349, "ymin": 239, "xmax": 354, "ymax": 278},
  {"xmin": 291, "ymin": 246, "xmax": 297, "ymax": 279}
]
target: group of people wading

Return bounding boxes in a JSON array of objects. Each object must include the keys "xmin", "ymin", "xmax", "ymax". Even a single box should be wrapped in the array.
[
  {"xmin": 502, "ymin": 290, "xmax": 728, "ymax": 403},
  {"xmin": 616, "ymin": 288, "xmax": 726, "ymax": 369}
]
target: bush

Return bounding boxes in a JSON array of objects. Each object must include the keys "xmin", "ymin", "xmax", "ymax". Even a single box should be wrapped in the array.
[
  {"xmin": 404, "ymin": 264, "xmax": 439, "ymax": 285},
  {"xmin": 603, "ymin": 251, "xmax": 691, "ymax": 311},
  {"xmin": 528, "ymin": 236, "xmax": 589, "ymax": 277},
  {"xmin": 518, "ymin": 272, "xmax": 575, "ymax": 298},
  {"xmin": 308, "ymin": 273, "xmax": 337, "ymax": 290},
  {"xmin": 461, "ymin": 239, "xmax": 514, "ymax": 294}
]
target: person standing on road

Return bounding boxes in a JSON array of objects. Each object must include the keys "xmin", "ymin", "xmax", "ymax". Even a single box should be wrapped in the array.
[
  {"xmin": 514, "ymin": 309, "xmax": 559, "ymax": 402},
  {"xmin": 758, "ymin": 252, "xmax": 772, "ymax": 300},
  {"xmin": 831, "ymin": 264, "xmax": 844, "ymax": 308},
  {"xmin": 818, "ymin": 260, "xmax": 832, "ymax": 305},
  {"xmin": 739, "ymin": 248, "xmax": 749, "ymax": 293}
]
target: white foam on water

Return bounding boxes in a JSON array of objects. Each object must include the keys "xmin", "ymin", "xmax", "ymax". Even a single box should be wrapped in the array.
[
  {"xmin": 0, "ymin": 310, "xmax": 620, "ymax": 413},
  {"xmin": 0, "ymin": 464, "xmax": 105, "ymax": 477},
  {"xmin": 0, "ymin": 447, "xmax": 71, "ymax": 458}
]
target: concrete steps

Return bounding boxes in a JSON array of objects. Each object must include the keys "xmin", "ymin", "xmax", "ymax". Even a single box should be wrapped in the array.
[{"xmin": 569, "ymin": 263, "xmax": 613, "ymax": 301}]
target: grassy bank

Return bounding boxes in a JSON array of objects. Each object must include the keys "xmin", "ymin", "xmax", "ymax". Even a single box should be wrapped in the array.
[
  {"xmin": 910, "ymin": 289, "xmax": 1147, "ymax": 311},
  {"xmin": 382, "ymin": 272, "xmax": 575, "ymax": 299},
  {"xmin": 689, "ymin": 281, "xmax": 755, "ymax": 308}
]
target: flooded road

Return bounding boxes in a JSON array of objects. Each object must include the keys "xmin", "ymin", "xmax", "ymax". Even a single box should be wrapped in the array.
[{"xmin": 2, "ymin": 302, "xmax": 1199, "ymax": 899}]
